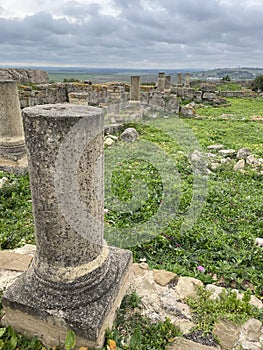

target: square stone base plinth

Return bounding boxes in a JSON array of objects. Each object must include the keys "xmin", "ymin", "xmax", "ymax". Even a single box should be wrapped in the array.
[
  {"xmin": 2, "ymin": 247, "xmax": 132, "ymax": 350},
  {"xmin": 0, "ymin": 156, "xmax": 28, "ymax": 174}
]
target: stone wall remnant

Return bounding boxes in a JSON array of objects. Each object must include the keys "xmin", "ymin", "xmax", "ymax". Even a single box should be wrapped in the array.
[{"xmin": 0, "ymin": 68, "xmax": 49, "ymax": 84}]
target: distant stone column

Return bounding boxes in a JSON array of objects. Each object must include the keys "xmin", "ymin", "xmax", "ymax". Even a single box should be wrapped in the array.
[
  {"xmin": 0, "ymin": 80, "xmax": 26, "ymax": 164},
  {"xmin": 165, "ymin": 75, "xmax": 171, "ymax": 91},
  {"xmin": 177, "ymin": 73, "xmax": 183, "ymax": 86},
  {"xmin": 3, "ymin": 104, "xmax": 132, "ymax": 349},
  {"xmin": 184, "ymin": 73, "xmax": 191, "ymax": 88},
  {"xmin": 157, "ymin": 72, "xmax": 166, "ymax": 92},
  {"xmin": 130, "ymin": 76, "xmax": 141, "ymax": 101}
]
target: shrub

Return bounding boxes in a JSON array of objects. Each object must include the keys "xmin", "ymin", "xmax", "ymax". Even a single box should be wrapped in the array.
[{"xmin": 251, "ymin": 75, "xmax": 263, "ymax": 91}]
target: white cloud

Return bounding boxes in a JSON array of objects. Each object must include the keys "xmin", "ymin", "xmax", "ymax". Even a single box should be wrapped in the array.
[{"xmin": 0, "ymin": 0, "xmax": 263, "ymax": 68}]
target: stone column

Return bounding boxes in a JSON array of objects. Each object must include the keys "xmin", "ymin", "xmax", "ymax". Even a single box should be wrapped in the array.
[
  {"xmin": 184, "ymin": 73, "xmax": 191, "ymax": 88},
  {"xmin": 177, "ymin": 73, "xmax": 183, "ymax": 86},
  {"xmin": 129, "ymin": 76, "xmax": 141, "ymax": 102},
  {"xmin": 0, "ymin": 80, "xmax": 26, "ymax": 165},
  {"xmin": 164, "ymin": 75, "xmax": 171, "ymax": 91},
  {"xmin": 3, "ymin": 104, "xmax": 132, "ymax": 349},
  {"xmin": 157, "ymin": 72, "xmax": 165, "ymax": 92}
]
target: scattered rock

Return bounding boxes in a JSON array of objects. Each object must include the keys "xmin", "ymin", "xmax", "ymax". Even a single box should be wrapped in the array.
[
  {"xmin": 106, "ymin": 134, "xmax": 118, "ymax": 141},
  {"xmin": 159, "ymin": 290, "xmax": 178, "ymax": 312},
  {"xmin": 233, "ymin": 159, "xmax": 245, "ymax": 171},
  {"xmin": 241, "ymin": 318, "xmax": 262, "ymax": 342},
  {"xmin": 139, "ymin": 262, "xmax": 149, "ymax": 270},
  {"xmin": 255, "ymin": 238, "xmax": 263, "ymax": 247},
  {"xmin": 206, "ymin": 153, "xmax": 217, "ymax": 158},
  {"xmin": 237, "ymin": 148, "xmax": 251, "ymax": 159},
  {"xmin": 220, "ymin": 157, "xmax": 232, "ymax": 164},
  {"xmin": 207, "ymin": 144, "xmax": 225, "ymax": 151},
  {"xmin": 205, "ymin": 284, "xmax": 225, "ymax": 300},
  {"xmin": 213, "ymin": 319, "xmax": 241, "ymax": 350},
  {"xmin": 250, "ymin": 295, "xmax": 263, "ymax": 309},
  {"xmin": 189, "ymin": 150, "xmax": 208, "ymax": 171},
  {"xmin": 210, "ymin": 162, "xmax": 221, "ymax": 170},
  {"xmin": 153, "ymin": 269, "xmax": 177, "ymax": 286},
  {"xmin": 120, "ymin": 127, "xmax": 138, "ymax": 142},
  {"xmin": 246, "ymin": 155, "xmax": 258, "ymax": 166},
  {"xmin": 240, "ymin": 340, "xmax": 263, "ymax": 350},
  {"xmin": 175, "ymin": 302, "xmax": 192, "ymax": 320},
  {"xmin": 173, "ymin": 319, "xmax": 195, "ymax": 334},
  {"xmin": 168, "ymin": 337, "xmax": 218, "ymax": 350},
  {"xmin": 174, "ymin": 276, "xmax": 203, "ymax": 300},
  {"xmin": 180, "ymin": 104, "xmax": 196, "ymax": 117},
  {"xmin": 218, "ymin": 149, "xmax": 236, "ymax": 157},
  {"xmin": 104, "ymin": 137, "xmax": 115, "ymax": 146},
  {"xmin": 0, "ymin": 177, "xmax": 9, "ymax": 189},
  {"xmin": 131, "ymin": 263, "xmax": 147, "ymax": 277}
]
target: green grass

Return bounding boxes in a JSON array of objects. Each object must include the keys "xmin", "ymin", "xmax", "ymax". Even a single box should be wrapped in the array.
[
  {"xmin": 105, "ymin": 292, "xmax": 182, "ymax": 350},
  {"xmin": 216, "ymin": 82, "xmax": 244, "ymax": 91},
  {"xmin": 104, "ymin": 111, "xmax": 263, "ymax": 297},
  {"xmin": 0, "ymin": 173, "xmax": 34, "ymax": 249},
  {"xmin": 197, "ymin": 96, "xmax": 263, "ymax": 121},
  {"xmin": 0, "ymin": 96, "xmax": 262, "ymax": 348},
  {"xmin": 186, "ymin": 287, "xmax": 263, "ymax": 334}
]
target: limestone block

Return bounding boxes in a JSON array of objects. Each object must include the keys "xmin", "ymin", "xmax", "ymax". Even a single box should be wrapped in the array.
[
  {"xmin": 153, "ymin": 269, "xmax": 177, "ymax": 286},
  {"xmin": 213, "ymin": 319, "xmax": 241, "ymax": 350},
  {"xmin": 174, "ymin": 276, "xmax": 203, "ymax": 300}
]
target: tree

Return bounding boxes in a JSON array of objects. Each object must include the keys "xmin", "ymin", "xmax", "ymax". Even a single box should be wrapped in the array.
[
  {"xmin": 221, "ymin": 74, "xmax": 231, "ymax": 82},
  {"xmin": 251, "ymin": 75, "xmax": 263, "ymax": 92}
]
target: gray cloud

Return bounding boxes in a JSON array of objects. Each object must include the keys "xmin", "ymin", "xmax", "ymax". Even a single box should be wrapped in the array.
[{"xmin": 1, "ymin": 0, "xmax": 263, "ymax": 68}]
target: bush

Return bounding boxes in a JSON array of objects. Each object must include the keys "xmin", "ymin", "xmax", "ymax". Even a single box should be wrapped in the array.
[{"xmin": 251, "ymin": 75, "xmax": 263, "ymax": 91}]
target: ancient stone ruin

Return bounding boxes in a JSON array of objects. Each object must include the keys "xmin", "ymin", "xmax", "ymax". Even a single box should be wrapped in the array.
[
  {"xmin": 0, "ymin": 68, "xmax": 49, "ymax": 84},
  {"xmin": 0, "ymin": 80, "xmax": 27, "ymax": 170},
  {"xmin": 2, "ymin": 104, "xmax": 132, "ymax": 349}
]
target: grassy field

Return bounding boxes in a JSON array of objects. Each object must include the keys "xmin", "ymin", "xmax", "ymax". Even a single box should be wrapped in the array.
[{"xmin": 0, "ymin": 96, "xmax": 262, "ymax": 349}]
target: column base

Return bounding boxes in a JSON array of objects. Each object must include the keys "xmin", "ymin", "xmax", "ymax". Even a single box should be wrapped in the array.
[
  {"xmin": 0, "ymin": 138, "xmax": 26, "ymax": 162},
  {"xmin": 0, "ymin": 155, "xmax": 28, "ymax": 174},
  {"xmin": 2, "ymin": 246, "xmax": 132, "ymax": 350}
]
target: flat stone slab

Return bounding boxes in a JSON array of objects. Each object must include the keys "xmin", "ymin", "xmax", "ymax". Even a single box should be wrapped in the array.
[
  {"xmin": 0, "ymin": 251, "xmax": 32, "ymax": 272},
  {"xmin": 168, "ymin": 337, "xmax": 218, "ymax": 350},
  {"xmin": 0, "ymin": 270, "xmax": 23, "ymax": 290}
]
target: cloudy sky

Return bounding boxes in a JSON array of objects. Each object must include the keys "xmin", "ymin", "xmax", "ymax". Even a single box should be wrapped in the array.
[{"xmin": 0, "ymin": 0, "xmax": 263, "ymax": 69}]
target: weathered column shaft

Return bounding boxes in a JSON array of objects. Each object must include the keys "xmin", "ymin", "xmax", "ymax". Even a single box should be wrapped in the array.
[
  {"xmin": 0, "ymin": 80, "xmax": 25, "ymax": 161},
  {"xmin": 177, "ymin": 73, "xmax": 183, "ymax": 86},
  {"xmin": 185, "ymin": 73, "xmax": 191, "ymax": 87},
  {"xmin": 22, "ymin": 104, "xmax": 105, "ymax": 281},
  {"xmin": 165, "ymin": 75, "xmax": 171, "ymax": 91},
  {"xmin": 130, "ymin": 76, "xmax": 141, "ymax": 101},
  {"xmin": 3, "ymin": 104, "xmax": 132, "ymax": 349},
  {"xmin": 157, "ymin": 72, "xmax": 165, "ymax": 92}
]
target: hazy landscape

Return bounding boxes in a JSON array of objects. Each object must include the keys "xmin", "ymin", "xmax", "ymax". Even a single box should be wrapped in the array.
[{"xmin": 44, "ymin": 67, "xmax": 263, "ymax": 83}]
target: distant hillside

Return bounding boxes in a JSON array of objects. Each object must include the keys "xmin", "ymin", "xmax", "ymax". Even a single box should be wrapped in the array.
[{"xmin": 192, "ymin": 67, "xmax": 263, "ymax": 80}]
